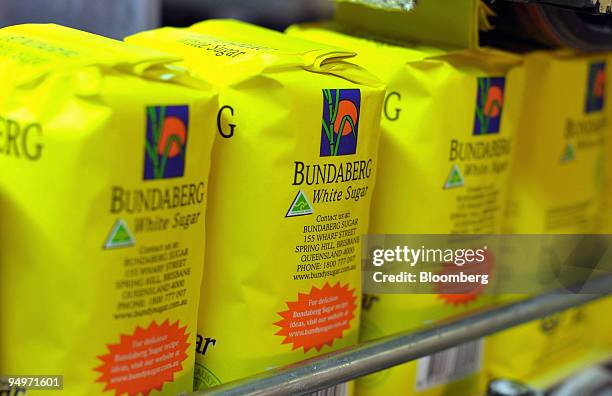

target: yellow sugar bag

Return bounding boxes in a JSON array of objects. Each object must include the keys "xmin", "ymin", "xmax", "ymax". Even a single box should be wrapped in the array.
[
  {"xmin": 0, "ymin": 24, "xmax": 217, "ymax": 396},
  {"xmin": 489, "ymin": 51, "xmax": 610, "ymax": 382},
  {"xmin": 127, "ymin": 19, "xmax": 385, "ymax": 391},
  {"xmin": 505, "ymin": 51, "xmax": 608, "ymax": 235}
]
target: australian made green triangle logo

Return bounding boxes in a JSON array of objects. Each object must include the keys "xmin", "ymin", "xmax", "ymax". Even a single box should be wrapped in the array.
[
  {"xmin": 104, "ymin": 219, "xmax": 135, "ymax": 249},
  {"xmin": 560, "ymin": 143, "xmax": 576, "ymax": 163},
  {"xmin": 286, "ymin": 190, "xmax": 314, "ymax": 217},
  {"xmin": 444, "ymin": 164, "xmax": 465, "ymax": 189}
]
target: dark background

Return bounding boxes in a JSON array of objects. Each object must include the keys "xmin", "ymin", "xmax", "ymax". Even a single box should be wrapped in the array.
[{"xmin": 0, "ymin": 0, "xmax": 334, "ymax": 39}]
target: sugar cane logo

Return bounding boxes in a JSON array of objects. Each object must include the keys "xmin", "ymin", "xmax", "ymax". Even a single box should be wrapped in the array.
[
  {"xmin": 473, "ymin": 77, "xmax": 505, "ymax": 135},
  {"xmin": 586, "ymin": 62, "xmax": 606, "ymax": 113},
  {"xmin": 321, "ymin": 89, "xmax": 361, "ymax": 156},
  {"xmin": 144, "ymin": 105, "xmax": 189, "ymax": 180}
]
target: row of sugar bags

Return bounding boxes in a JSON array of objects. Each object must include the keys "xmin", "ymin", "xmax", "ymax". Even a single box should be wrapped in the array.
[
  {"xmin": 125, "ymin": 15, "xmax": 531, "ymax": 396},
  {"xmin": 287, "ymin": 3, "xmax": 612, "ymax": 396},
  {"xmin": 128, "ymin": 10, "xmax": 612, "ymax": 395},
  {"xmin": 128, "ymin": 13, "xmax": 527, "ymax": 396},
  {"xmin": 287, "ymin": 22, "xmax": 523, "ymax": 396},
  {"xmin": 0, "ymin": 21, "xmax": 384, "ymax": 395},
  {"xmin": 2, "ymin": 13, "xmax": 610, "ymax": 396}
]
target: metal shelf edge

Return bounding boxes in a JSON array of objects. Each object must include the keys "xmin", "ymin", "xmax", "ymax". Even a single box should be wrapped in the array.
[{"xmin": 190, "ymin": 274, "xmax": 612, "ymax": 396}]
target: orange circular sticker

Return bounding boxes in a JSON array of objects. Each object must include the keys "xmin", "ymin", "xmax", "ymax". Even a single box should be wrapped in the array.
[
  {"xmin": 274, "ymin": 282, "xmax": 357, "ymax": 353},
  {"xmin": 95, "ymin": 320, "xmax": 189, "ymax": 396}
]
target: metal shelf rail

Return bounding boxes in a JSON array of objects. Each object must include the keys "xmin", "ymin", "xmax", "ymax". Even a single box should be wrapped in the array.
[{"xmin": 191, "ymin": 274, "xmax": 612, "ymax": 396}]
